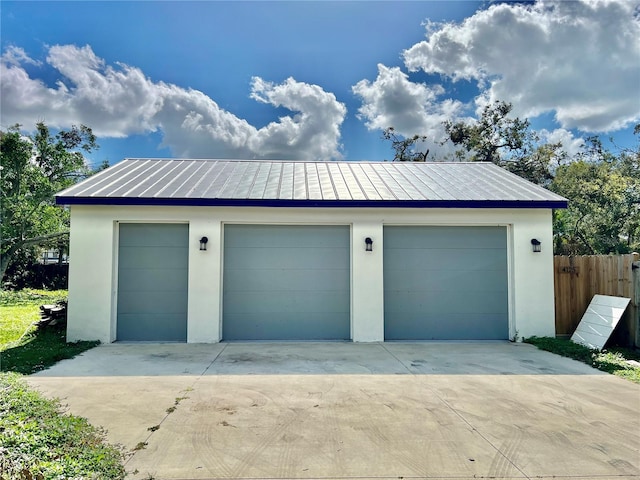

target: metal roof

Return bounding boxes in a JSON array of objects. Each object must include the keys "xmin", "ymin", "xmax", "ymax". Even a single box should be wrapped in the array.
[{"xmin": 56, "ymin": 159, "xmax": 568, "ymax": 209}]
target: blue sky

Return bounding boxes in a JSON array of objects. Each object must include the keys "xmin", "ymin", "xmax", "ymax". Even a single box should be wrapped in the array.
[{"xmin": 1, "ymin": 1, "xmax": 639, "ymax": 167}]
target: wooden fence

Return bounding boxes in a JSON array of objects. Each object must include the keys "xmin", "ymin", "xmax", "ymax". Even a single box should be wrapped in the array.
[{"xmin": 554, "ymin": 253, "xmax": 640, "ymax": 346}]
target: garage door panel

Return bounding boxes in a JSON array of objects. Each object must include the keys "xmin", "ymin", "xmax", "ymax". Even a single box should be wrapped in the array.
[
  {"xmin": 118, "ymin": 246, "xmax": 188, "ymax": 270},
  {"xmin": 117, "ymin": 268, "xmax": 188, "ymax": 292},
  {"xmin": 386, "ymin": 313, "xmax": 508, "ymax": 340},
  {"xmin": 385, "ymin": 290, "xmax": 507, "ymax": 315},
  {"xmin": 116, "ymin": 314, "xmax": 187, "ymax": 341},
  {"xmin": 226, "ymin": 225, "xmax": 348, "ymax": 248},
  {"xmin": 118, "ymin": 224, "xmax": 189, "ymax": 247},
  {"xmin": 385, "ymin": 269, "xmax": 507, "ymax": 293},
  {"xmin": 118, "ymin": 290, "xmax": 189, "ymax": 315},
  {"xmin": 224, "ymin": 291, "xmax": 350, "ymax": 314},
  {"xmin": 223, "ymin": 313, "xmax": 350, "ymax": 341},
  {"xmin": 384, "ymin": 226, "xmax": 508, "ymax": 340},
  {"xmin": 385, "ymin": 226, "xmax": 506, "ymax": 249},
  {"xmin": 117, "ymin": 223, "xmax": 188, "ymax": 342},
  {"xmin": 225, "ymin": 247, "xmax": 349, "ymax": 270},
  {"xmin": 223, "ymin": 225, "xmax": 350, "ymax": 341},
  {"xmin": 224, "ymin": 268, "xmax": 350, "ymax": 292},
  {"xmin": 384, "ymin": 248, "xmax": 506, "ymax": 272}
]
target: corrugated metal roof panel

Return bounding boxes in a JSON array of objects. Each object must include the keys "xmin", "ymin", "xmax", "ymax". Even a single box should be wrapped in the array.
[
  {"xmin": 293, "ymin": 163, "xmax": 307, "ymax": 200},
  {"xmin": 199, "ymin": 162, "xmax": 233, "ymax": 198},
  {"xmin": 317, "ymin": 163, "xmax": 337, "ymax": 200},
  {"xmin": 476, "ymin": 163, "xmax": 547, "ymax": 201},
  {"xmin": 305, "ymin": 163, "xmax": 322, "ymax": 200},
  {"xmin": 350, "ymin": 163, "xmax": 381, "ymax": 201},
  {"xmin": 403, "ymin": 164, "xmax": 453, "ymax": 200},
  {"xmin": 387, "ymin": 164, "xmax": 427, "ymax": 200},
  {"xmin": 84, "ymin": 159, "xmax": 152, "ymax": 197},
  {"xmin": 151, "ymin": 160, "xmax": 192, "ymax": 198},
  {"xmin": 56, "ymin": 158, "xmax": 567, "ymax": 208},
  {"xmin": 326, "ymin": 163, "xmax": 350, "ymax": 200},
  {"xmin": 373, "ymin": 164, "xmax": 413, "ymax": 201},
  {"xmin": 263, "ymin": 162, "xmax": 282, "ymax": 198},
  {"xmin": 338, "ymin": 163, "xmax": 366, "ymax": 201},
  {"xmin": 142, "ymin": 160, "xmax": 200, "ymax": 198},
  {"xmin": 358, "ymin": 163, "xmax": 396, "ymax": 200},
  {"xmin": 170, "ymin": 161, "xmax": 213, "ymax": 198},
  {"xmin": 247, "ymin": 162, "xmax": 271, "ymax": 199}
]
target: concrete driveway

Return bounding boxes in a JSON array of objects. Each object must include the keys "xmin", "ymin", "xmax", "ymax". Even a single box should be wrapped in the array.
[{"xmin": 27, "ymin": 342, "xmax": 640, "ymax": 480}]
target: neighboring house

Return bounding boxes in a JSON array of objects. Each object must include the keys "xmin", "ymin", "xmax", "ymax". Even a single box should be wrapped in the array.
[
  {"xmin": 56, "ymin": 159, "xmax": 567, "ymax": 344},
  {"xmin": 40, "ymin": 249, "xmax": 68, "ymax": 265}
]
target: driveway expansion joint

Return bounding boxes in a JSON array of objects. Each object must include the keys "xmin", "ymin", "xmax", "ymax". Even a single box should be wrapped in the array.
[{"xmin": 377, "ymin": 342, "xmax": 413, "ymax": 374}]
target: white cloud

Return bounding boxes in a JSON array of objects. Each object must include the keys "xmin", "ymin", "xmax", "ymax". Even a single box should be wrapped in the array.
[
  {"xmin": 1, "ymin": 45, "xmax": 41, "ymax": 67},
  {"xmin": 249, "ymin": 77, "xmax": 347, "ymax": 160},
  {"xmin": 538, "ymin": 128, "xmax": 585, "ymax": 158},
  {"xmin": 0, "ymin": 44, "xmax": 347, "ymax": 160},
  {"xmin": 352, "ymin": 64, "xmax": 463, "ymax": 158},
  {"xmin": 403, "ymin": 0, "xmax": 640, "ymax": 133}
]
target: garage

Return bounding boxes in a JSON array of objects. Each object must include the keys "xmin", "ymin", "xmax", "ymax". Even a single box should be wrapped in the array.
[
  {"xmin": 116, "ymin": 223, "xmax": 189, "ymax": 341},
  {"xmin": 223, "ymin": 224, "xmax": 350, "ymax": 340},
  {"xmin": 58, "ymin": 159, "xmax": 566, "ymax": 343},
  {"xmin": 384, "ymin": 226, "xmax": 508, "ymax": 340}
]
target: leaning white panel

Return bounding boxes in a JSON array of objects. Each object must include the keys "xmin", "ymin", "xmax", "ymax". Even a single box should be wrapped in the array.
[{"xmin": 571, "ymin": 294, "xmax": 631, "ymax": 350}]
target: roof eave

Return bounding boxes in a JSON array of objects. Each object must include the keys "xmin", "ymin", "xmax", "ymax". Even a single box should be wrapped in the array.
[{"xmin": 56, "ymin": 196, "xmax": 568, "ymax": 209}]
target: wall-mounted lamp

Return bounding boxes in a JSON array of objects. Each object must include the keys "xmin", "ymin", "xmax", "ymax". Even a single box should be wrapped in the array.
[
  {"xmin": 531, "ymin": 238, "xmax": 541, "ymax": 253},
  {"xmin": 365, "ymin": 237, "xmax": 373, "ymax": 252},
  {"xmin": 199, "ymin": 236, "xmax": 209, "ymax": 251}
]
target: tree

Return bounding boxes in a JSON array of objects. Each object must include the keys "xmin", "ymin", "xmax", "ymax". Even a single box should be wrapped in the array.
[
  {"xmin": 442, "ymin": 100, "xmax": 563, "ymax": 185},
  {"xmin": 0, "ymin": 123, "xmax": 98, "ymax": 282},
  {"xmin": 550, "ymin": 132, "xmax": 640, "ymax": 254},
  {"xmin": 383, "ymin": 101, "xmax": 560, "ymax": 185},
  {"xmin": 506, "ymin": 141, "xmax": 566, "ymax": 187},
  {"xmin": 381, "ymin": 127, "xmax": 429, "ymax": 162},
  {"xmin": 444, "ymin": 101, "xmax": 533, "ymax": 163}
]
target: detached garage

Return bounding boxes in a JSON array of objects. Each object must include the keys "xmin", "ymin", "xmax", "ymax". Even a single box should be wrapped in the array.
[{"xmin": 56, "ymin": 159, "xmax": 566, "ymax": 344}]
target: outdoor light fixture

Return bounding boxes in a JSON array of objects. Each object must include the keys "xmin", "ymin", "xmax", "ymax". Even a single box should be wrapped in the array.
[
  {"xmin": 531, "ymin": 238, "xmax": 541, "ymax": 253},
  {"xmin": 365, "ymin": 237, "xmax": 373, "ymax": 252},
  {"xmin": 199, "ymin": 236, "xmax": 209, "ymax": 251}
]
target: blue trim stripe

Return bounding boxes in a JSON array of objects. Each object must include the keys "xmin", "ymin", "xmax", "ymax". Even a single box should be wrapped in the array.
[{"xmin": 56, "ymin": 196, "xmax": 567, "ymax": 209}]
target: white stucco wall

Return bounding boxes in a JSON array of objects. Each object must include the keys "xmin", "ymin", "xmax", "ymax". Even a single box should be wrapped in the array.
[{"xmin": 66, "ymin": 204, "xmax": 555, "ymax": 343}]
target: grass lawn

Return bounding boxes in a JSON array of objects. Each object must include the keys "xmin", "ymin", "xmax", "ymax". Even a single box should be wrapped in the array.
[
  {"xmin": 0, "ymin": 372, "xmax": 126, "ymax": 479},
  {"xmin": 0, "ymin": 289, "xmax": 99, "ymax": 374},
  {"xmin": 525, "ymin": 336, "xmax": 640, "ymax": 384},
  {"xmin": 0, "ymin": 289, "xmax": 125, "ymax": 478},
  {"xmin": 0, "ymin": 304, "xmax": 40, "ymax": 345},
  {"xmin": 0, "ymin": 289, "xmax": 67, "ymax": 345}
]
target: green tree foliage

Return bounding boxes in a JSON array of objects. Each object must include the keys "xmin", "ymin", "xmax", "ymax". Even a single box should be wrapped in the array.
[
  {"xmin": 551, "ymin": 134, "xmax": 640, "ymax": 254},
  {"xmin": 506, "ymin": 141, "xmax": 567, "ymax": 187},
  {"xmin": 444, "ymin": 100, "xmax": 533, "ymax": 162},
  {"xmin": 443, "ymin": 100, "xmax": 565, "ymax": 185},
  {"xmin": 0, "ymin": 123, "xmax": 98, "ymax": 282},
  {"xmin": 381, "ymin": 127, "xmax": 429, "ymax": 162}
]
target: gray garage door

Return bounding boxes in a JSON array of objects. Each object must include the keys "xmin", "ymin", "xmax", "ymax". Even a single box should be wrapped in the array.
[
  {"xmin": 117, "ymin": 223, "xmax": 188, "ymax": 341},
  {"xmin": 223, "ymin": 225, "xmax": 350, "ymax": 340},
  {"xmin": 384, "ymin": 226, "xmax": 508, "ymax": 340}
]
